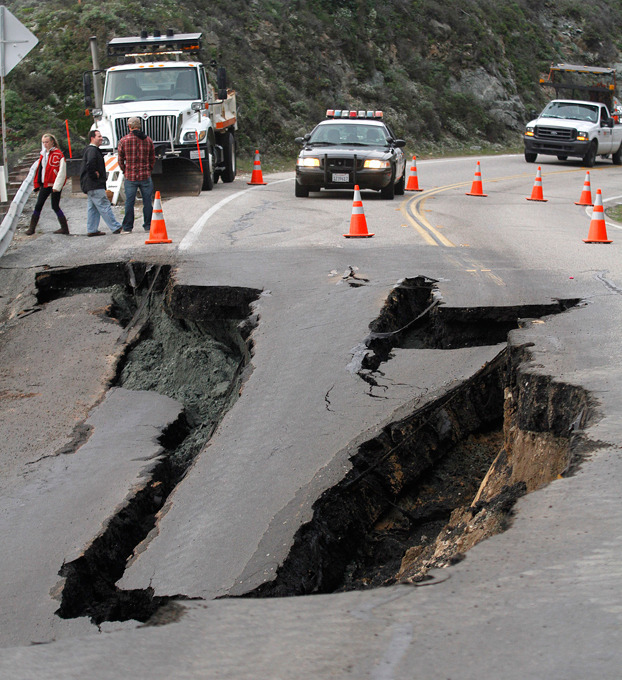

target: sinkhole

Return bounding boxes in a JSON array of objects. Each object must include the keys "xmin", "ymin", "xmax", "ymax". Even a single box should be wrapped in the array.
[
  {"xmin": 33, "ymin": 266, "xmax": 591, "ymax": 622},
  {"xmin": 245, "ymin": 276, "xmax": 590, "ymax": 597}
]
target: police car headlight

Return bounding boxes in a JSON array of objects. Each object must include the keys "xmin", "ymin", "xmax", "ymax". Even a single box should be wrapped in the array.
[
  {"xmin": 364, "ymin": 159, "xmax": 390, "ymax": 169},
  {"xmin": 297, "ymin": 157, "xmax": 320, "ymax": 167}
]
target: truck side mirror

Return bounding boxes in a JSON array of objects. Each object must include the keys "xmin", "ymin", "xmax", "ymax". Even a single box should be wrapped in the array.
[
  {"xmin": 602, "ymin": 117, "xmax": 614, "ymax": 128},
  {"xmin": 83, "ymin": 71, "xmax": 94, "ymax": 109},
  {"xmin": 216, "ymin": 66, "xmax": 227, "ymax": 100}
]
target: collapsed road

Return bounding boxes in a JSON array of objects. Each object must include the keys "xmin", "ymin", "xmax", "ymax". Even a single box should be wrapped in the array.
[{"xmin": 0, "ymin": 155, "xmax": 621, "ymax": 677}]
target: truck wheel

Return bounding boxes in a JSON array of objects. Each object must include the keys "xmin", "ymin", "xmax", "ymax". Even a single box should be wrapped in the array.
[
  {"xmin": 582, "ymin": 141, "xmax": 597, "ymax": 167},
  {"xmin": 612, "ymin": 143, "xmax": 622, "ymax": 165},
  {"xmin": 220, "ymin": 131, "xmax": 236, "ymax": 183},
  {"xmin": 524, "ymin": 152, "xmax": 537, "ymax": 163},
  {"xmin": 202, "ymin": 140, "xmax": 214, "ymax": 191}
]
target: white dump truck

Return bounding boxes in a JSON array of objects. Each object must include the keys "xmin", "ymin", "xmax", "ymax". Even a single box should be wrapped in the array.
[
  {"xmin": 81, "ymin": 30, "xmax": 237, "ymax": 195},
  {"xmin": 524, "ymin": 63, "xmax": 622, "ymax": 167}
]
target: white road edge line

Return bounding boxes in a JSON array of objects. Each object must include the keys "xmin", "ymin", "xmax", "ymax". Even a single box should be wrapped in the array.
[
  {"xmin": 178, "ymin": 178, "xmax": 294, "ymax": 251},
  {"xmin": 593, "ymin": 192, "xmax": 622, "ymax": 231}
]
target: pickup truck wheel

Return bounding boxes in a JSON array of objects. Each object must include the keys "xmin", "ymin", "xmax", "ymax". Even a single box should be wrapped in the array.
[
  {"xmin": 582, "ymin": 141, "xmax": 598, "ymax": 167},
  {"xmin": 295, "ymin": 181, "xmax": 309, "ymax": 197},
  {"xmin": 202, "ymin": 140, "xmax": 215, "ymax": 191},
  {"xmin": 220, "ymin": 131, "xmax": 237, "ymax": 182},
  {"xmin": 524, "ymin": 152, "xmax": 537, "ymax": 163},
  {"xmin": 612, "ymin": 143, "xmax": 622, "ymax": 165}
]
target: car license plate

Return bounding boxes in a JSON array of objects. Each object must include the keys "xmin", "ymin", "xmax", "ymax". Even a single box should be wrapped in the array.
[
  {"xmin": 332, "ymin": 173, "xmax": 349, "ymax": 182},
  {"xmin": 190, "ymin": 149, "xmax": 205, "ymax": 159}
]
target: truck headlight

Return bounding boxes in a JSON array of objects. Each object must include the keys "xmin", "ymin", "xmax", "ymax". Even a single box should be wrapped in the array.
[
  {"xmin": 100, "ymin": 136, "xmax": 111, "ymax": 146},
  {"xmin": 297, "ymin": 157, "xmax": 320, "ymax": 167},
  {"xmin": 524, "ymin": 126, "xmax": 534, "ymax": 137},
  {"xmin": 182, "ymin": 130, "xmax": 206, "ymax": 143},
  {"xmin": 364, "ymin": 159, "xmax": 390, "ymax": 169},
  {"xmin": 577, "ymin": 131, "xmax": 589, "ymax": 141}
]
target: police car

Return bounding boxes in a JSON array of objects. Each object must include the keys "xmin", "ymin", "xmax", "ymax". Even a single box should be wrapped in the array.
[{"xmin": 295, "ymin": 110, "xmax": 407, "ymax": 199}]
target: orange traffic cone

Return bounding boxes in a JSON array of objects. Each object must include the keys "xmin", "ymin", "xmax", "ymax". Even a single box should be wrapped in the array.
[
  {"xmin": 526, "ymin": 166, "xmax": 547, "ymax": 202},
  {"xmin": 405, "ymin": 155, "xmax": 423, "ymax": 192},
  {"xmin": 466, "ymin": 161, "xmax": 487, "ymax": 197},
  {"xmin": 344, "ymin": 185, "xmax": 374, "ymax": 238},
  {"xmin": 575, "ymin": 171, "xmax": 593, "ymax": 206},
  {"xmin": 247, "ymin": 149, "xmax": 267, "ymax": 185},
  {"xmin": 145, "ymin": 192, "xmax": 172, "ymax": 244},
  {"xmin": 583, "ymin": 189, "xmax": 612, "ymax": 243}
]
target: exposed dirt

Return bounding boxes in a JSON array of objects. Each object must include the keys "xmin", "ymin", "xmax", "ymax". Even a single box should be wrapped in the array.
[
  {"xmin": 245, "ymin": 278, "xmax": 590, "ymax": 598},
  {"xmin": 27, "ymin": 262, "xmax": 261, "ymax": 624}
]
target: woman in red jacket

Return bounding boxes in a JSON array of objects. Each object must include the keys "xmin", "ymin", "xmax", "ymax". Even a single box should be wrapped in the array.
[{"xmin": 26, "ymin": 133, "xmax": 69, "ymax": 235}]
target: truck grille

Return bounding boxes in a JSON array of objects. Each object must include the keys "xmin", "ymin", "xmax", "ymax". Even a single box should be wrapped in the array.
[
  {"xmin": 114, "ymin": 116, "xmax": 178, "ymax": 145},
  {"xmin": 535, "ymin": 126, "xmax": 576, "ymax": 141}
]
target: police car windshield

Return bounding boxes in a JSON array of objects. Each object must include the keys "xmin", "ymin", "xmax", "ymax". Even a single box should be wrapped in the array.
[{"xmin": 309, "ymin": 123, "xmax": 389, "ymax": 146}]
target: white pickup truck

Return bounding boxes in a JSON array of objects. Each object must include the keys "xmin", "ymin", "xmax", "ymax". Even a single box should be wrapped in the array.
[{"xmin": 524, "ymin": 99, "xmax": 622, "ymax": 166}]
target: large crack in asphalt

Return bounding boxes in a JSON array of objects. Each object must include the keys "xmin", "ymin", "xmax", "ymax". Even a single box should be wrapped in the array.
[
  {"xmin": 35, "ymin": 262, "xmax": 260, "ymax": 624},
  {"xmin": 34, "ymin": 266, "xmax": 590, "ymax": 622},
  {"xmin": 245, "ymin": 277, "xmax": 589, "ymax": 596}
]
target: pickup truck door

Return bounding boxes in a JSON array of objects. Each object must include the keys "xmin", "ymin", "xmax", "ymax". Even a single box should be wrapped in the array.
[{"xmin": 598, "ymin": 113, "xmax": 614, "ymax": 153}]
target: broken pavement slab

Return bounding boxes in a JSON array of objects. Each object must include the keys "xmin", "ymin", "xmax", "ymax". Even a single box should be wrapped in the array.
[{"xmin": 0, "ymin": 387, "xmax": 183, "ymax": 647}]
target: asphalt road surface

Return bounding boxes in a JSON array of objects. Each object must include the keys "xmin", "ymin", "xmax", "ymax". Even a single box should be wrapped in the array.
[{"xmin": 0, "ymin": 153, "xmax": 621, "ymax": 678}]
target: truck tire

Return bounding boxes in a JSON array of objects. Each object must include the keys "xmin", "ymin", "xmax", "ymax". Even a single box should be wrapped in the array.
[
  {"xmin": 582, "ymin": 141, "xmax": 598, "ymax": 167},
  {"xmin": 202, "ymin": 140, "xmax": 214, "ymax": 191},
  {"xmin": 612, "ymin": 142, "xmax": 622, "ymax": 165},
  {"xmin": 524, "ymin": 152, "xmax": 537, "ymax": 163},
  {"xmin": 220, "ymin": 131, "xmax": 236, "ymax": 183}
]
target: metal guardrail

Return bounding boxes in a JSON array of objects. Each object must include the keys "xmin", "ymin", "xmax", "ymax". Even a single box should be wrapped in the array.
[{"xmin": 0, "ymin": 158, "xmax": 37, "ymax": 258}]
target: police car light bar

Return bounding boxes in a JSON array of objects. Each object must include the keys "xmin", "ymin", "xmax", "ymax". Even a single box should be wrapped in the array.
[
  {"xmin": 107, "ymin": 31, "xmax": 202, "ymax": 57},
  {"xmin": 326, "ymin": 109, "xmax": 383, "ymax": 119}
]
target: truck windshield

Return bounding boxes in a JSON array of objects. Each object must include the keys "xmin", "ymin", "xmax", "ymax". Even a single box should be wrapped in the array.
[
  {"xmin": 104, "ymin": 67, "xmax": 200, "ymax": 103},
  {"xmin": 541, "ymin": 102, "xmax": 599, "ymax": 123}
]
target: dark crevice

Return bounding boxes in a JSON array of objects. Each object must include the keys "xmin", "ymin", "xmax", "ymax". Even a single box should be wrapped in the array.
[
  {"xmin": 56, "ymin": 415, "xmax": 193, "ymax": 624},
  {"xmin": 36, "ymin": 262, "xmax": 261, "ymax": 625},
  {"xmin": 361, "ymin": 275, "xmax": 582, "ymax": 371},
  {"xmin": 241, "ymin": 279, "xmax": 590, "ymax": 598}
]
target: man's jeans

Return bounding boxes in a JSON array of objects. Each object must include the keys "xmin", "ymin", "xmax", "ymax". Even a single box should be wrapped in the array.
[
  {"xmin": 122, "ymin": 178, "xmax": 154, "ymax": 232},
  {"xmin": 86, "ymin": 189, "xmax": 122, "ymax": 234}
]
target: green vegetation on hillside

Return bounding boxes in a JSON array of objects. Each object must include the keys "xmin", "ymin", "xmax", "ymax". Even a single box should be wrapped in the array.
[{"xmin": 3, "ymin": 0, "xmax": 622, "ymax": 166}]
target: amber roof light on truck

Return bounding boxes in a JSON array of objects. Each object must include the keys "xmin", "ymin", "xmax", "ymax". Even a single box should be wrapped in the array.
[
  {"xmin": 107, "ymin": 31, "xmax": 202, "ymax": 58},
  {"xmin": 326, "ymin": 109, "xmax": 383, "ymax": 119}
]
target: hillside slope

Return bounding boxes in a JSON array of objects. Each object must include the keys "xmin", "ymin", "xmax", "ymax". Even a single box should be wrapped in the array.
[{"xmin": 3, "ymin": 0, "xmax": 622, "ymax": 163}]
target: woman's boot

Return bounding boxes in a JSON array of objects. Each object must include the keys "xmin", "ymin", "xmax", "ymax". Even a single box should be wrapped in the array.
[
  {"xmin": 25, "ymin": 212, "xmax": 39, "ymax": 236},
  {"xmin": 53, "ymin": 213, "xmax": 69, "ymax": 235}
]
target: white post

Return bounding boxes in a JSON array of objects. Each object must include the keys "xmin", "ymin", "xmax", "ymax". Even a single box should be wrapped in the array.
[{"xmin": 0, "ymin": 7, "xmax": 8, "ymax": 186}]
